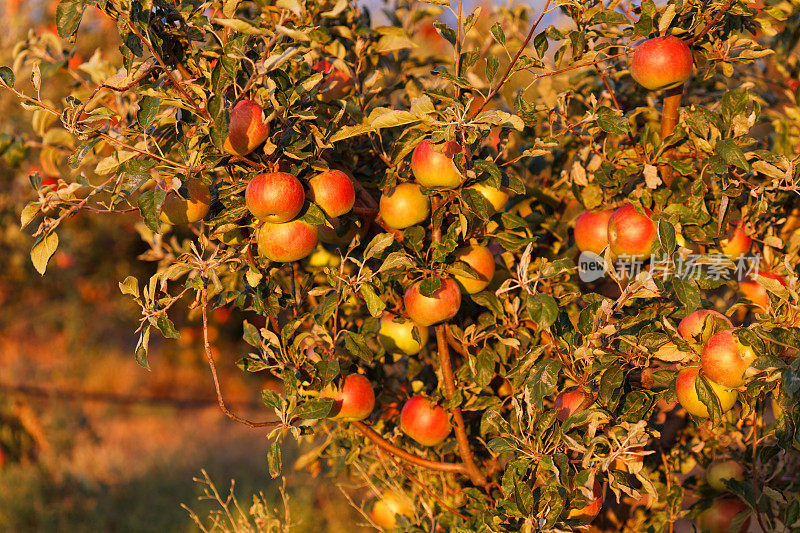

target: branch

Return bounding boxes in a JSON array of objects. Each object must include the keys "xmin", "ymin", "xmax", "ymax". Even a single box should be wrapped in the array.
[
  {"xmin": 687, "ymin": 0, "xmax": 736, "ymax": 44},
  {"xmin": 71, "ymin": 65, "xmax": 158, "ymax": 129}
]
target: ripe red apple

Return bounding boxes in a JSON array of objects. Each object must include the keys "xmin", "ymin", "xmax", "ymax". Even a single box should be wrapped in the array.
[
  {"xmin": 321, "ymin": 374, "xmax": 375, "ymax": 421},
  {"xmin": 555, "ymin": 388, "xmax": 590, "ymax": 422},
  {"xmin": 370, "ymin": 492, "xmax": 414, "ymax": 529},
  {"xmin": 466, "ymin": 183, "xmax": 510, "ymax": 213},
  {"xmin": 312, "ymin": 59, "xmax": 354, "ymax": 100},
  {"xmin": 706, "ymin": 460, "xmax": 745, "ymax": 491},
  {"xmin": 0, "ymin": 447, "xmax": 6, "ymax": 468},
  {"xmin": 257, "ymin": 219, "xmax": 318, "ymax": 262},
  {"xmin": 678, "ymin": 310, "xmax": 732, "ymax": 342},
  {"xmin": 379, "ymin": 182, "xmax": 430, "ymax": 229},
  {"xmin": 453, "ymin": 245, "xmax": 495, "ymax": 294},
  {"xmin": 223, "ymin": 99, "xmax": 270, "ymax": 156},
  {"xmin": 400, "ymin": 396, "xmax": 451, "ymax": 446},
  {"xmin": 160, "ymin": 180, "xmax": 211, "ymax": 225},
  {"xmin": 411, "ymin": 139, "xmax": 467, "ymax": 189},
  {"xmin": 696, "ymin": 497, "xmax": 750, "ymax": 533},
  {"xmin": 567, "ymin": 480, "xmax": 604, "ymax": 521},
  {"xmin": 607, "ymin": 203, "xmax": 657, "ymax": 260},
  {"xmin": 245, "ymin": 172, "xmax": 305, "ymax": 223},
  {"xmin": 309, "ymin": 170, "xmax": 355, "ymax": 217},
  {"xmin": 630, "ymin": 36, "xmax": 693, "ymax": 91},
  {"xmin": 739, "ymin": 272, "xmax": 785, "ymax": 310},
  {"xmin": 719, "ymin": 222, "xmax": 751, "ymax": 260},
  {"xmin": 675, "ymin": 367, "xmax": 737, "ymax": 418},
  {"xmin": 701, "ymin": 330, "xmax": 756, "ymax": 388},
  {"xmin": 403, "ymin": 278, "xmax": 461, "ymax": 327},
  {"xmin": 378, "ymin": 313, "xmax": 429, "ymax": 356},
  {"xmin": 574, "ymin": 209, "xmax": 614, "ymax": 255}
]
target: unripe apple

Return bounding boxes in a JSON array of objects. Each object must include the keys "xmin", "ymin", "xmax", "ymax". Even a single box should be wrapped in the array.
[
  {"xmin": 630, "ymin": 36, "xmax": 693, "ymax": 91},
  {"xmin": 574, "ymin": 209, "xmax": 614, "ymax": 255},
  {"xmin": 245, "ymin": 172, "xmax": 305, "ymax": 223},
  {"xmin": 607, "ymin": 203, "xmax": 657, "ymax": 260},
  {"xmin": 257, "ymin": 219, "xmax": 318, "ymax": 262},
  {"xmin": 555, "ymin": 388, "xmax": 590, "ymax": 421},
  {"xmin": 467, "ymin": 183, "xmax": 510, "ymax": 213},
  {"xmin": 719, "ymin": 222, "xmax": 751, "ymax": 260},
  {"xmin": 370, "ymin": 492, "xmax": 414, "ymax": 530},
  {"xmin": 306, "ymin": 246, "xmax": 341, "ymax": 268},
  {"xmin": 675, "ymin": 367, "xmax": 737, "ymax": 418},
  {"xmin": 739, "ymin": 272, "xmax": 785, "ymax": 310},
  {"xmin": 312, "ymin": 59, "xmax": 354, "ymax": 100},
  {"xmin": 567, "ymin": 480, "xmax": 604, "ymax": 521},
  {"xmin": 701, "ymin": 330, "xmax": 756, "ymax": 388},
  {"xmin": 399, "ymin": 395, "xmax": 451, "ymax": 446},
  {"xmin": 403, "ymin": 278, "xmax": 461, "ymax": 327},
  {"xmin": 223, "ymin": 99, "xmax": 270, "ymax": 156},
  {"xmin": 309, "ymin": 169, "xmax": 355, "ymax": 217},
  {"xmin": 706, "ymin": 460, "xmax": 745, "ymax": 492},
  {"xmin": 696, "ymin": 497, "xmax": 750, "ymax": 533},
  {"xmin": 678, "ymin": 310, "xmax": 732, "ymax": 342},
  {"xmin": 378, "ymin": 313, "xmax": 429, "ymax": 356},
  {"xmin": 411, "ymin": 139, "xmax": 467, "ymax": 189},
  {"xmin": 379, "ymin": 183, "xmax": 430, "ymax": 229},
  {"xmin": 320, "ymin": 374, "xmax": 375, "ymax": 421},
  {"xmin": 160, "ymin": 180, "xmax": 211, "ymax": 225},
  {"xmin": 453, "ymin": 245, "xmax": 495, "ymax": 294}
]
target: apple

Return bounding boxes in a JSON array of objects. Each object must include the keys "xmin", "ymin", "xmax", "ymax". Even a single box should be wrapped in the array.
[
  {"xmin": 321, "ymin": 373, "xmax": 375, "ymax": 421},
  {"xmin": 567, "ymin": 480, "xmax": 604, "ymax": 521},
  {"xmin": 159, "ymin": 180, "xmax": 211, "ymax": 225},
  {"xmin": 555, "ymin": 388, "xmax": 590, "ymax": 421},
  {"xmin": 696, "ymin": 498, "xmax": 750, "ymax": 533},
  {"xmin": 399, "ymin": 395, "xmax": 451, "ymax": 446},
  {"xmin": 466, "ymin": 183, "xmax": 510, "ymax": 213},
  {"xmin": 739, "ymin": 272, "xmax": 785, "ymax": 310},
  {"xmin": 379, "ymin": 182, "xmax": 430, "ymax": 230},
  {"xmin": 0, "ymin": 447, "xmax": 6, "ymax": 467},
  {"xmin": 312, "ymin": 59, "xmax": 354, "ymax": 100},
  {"xmin": 706, "ymin": 460, "xmax": 745, "ymax": 492},
  {"xmin": 309, "ymin": 170, "xmax": 355, "ymax": 217},
  {"xmin": 378, "ymin": 313, "xmax": 429, "ymax": 356},
  {"xmin": 701, "ymin": 330, "xmax": 756, "ymax": 388},
  {"xmin": 678, "ymin": 310, "xmax": 732, "ymax": 342},
  {"xmin": 370, "ymin": 492, "xmax": 414, "ymax": 530},
  {"xmin": 306, "ymin": 246, "xmax": 341, "ymax": 268},
  {"xmin": 574, "ymin": 209, "xmax": 614, "ymax": 255},
  {"xmin": 411, "ymin": 139, "xmax": 467, "ymax": 189},
  {"xmin": 453, "ymin": 245, "xmax": 495, "ymax": 294},
  {"xmin": 223, "ymin": 99, "xmax": 270, "ymax": 156},
  {"xmin": 607, "ymin": 203, "xmax": 657, "ymax": 260},
  {"xmin": 719, "ymin": 222, "xmax": 751, "ymax": 260},
  {"xmin": 257, "ymin": 219, "xmax": 318, "ymax": 262},
  {"xmin": 403, "ymin": 278, "xmax": 461, "ymax": 327},
  {"xmin": 245, "ymin": 172, "xmax": 305, "ymax": 223},
  {"xmin": 630, "ymin": 36, "xmax": 693, "ymax": 91},
  {"xmin": 675, "ymin": 367, "xmax": 737, "ymax": 418}
]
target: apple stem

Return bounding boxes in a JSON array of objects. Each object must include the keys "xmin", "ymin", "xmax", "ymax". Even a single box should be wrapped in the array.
[{"xmin": 659, "ymin": 85, "xmax": 684, "ymax": 187}]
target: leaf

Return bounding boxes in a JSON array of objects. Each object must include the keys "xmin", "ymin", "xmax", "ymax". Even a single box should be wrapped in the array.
[
  {"xmin": 364, "ymin": 233, "xmax": 394, "ymax": 259},
  {"xmin": 527, "ymin": 293, "xmax": 558, "ymax": 329},
  {"xmin": 155, "ymin": 313, "xmax": 180, "ymax": 339},
  {"xmin": 267, "ymin": 440, "xmax": 282, "ymax": 478},
  {"xmin": 486, "ymin": 56, "xmax": 499, "ymax": 81},
  {"xmin": 135, "ymin": 325, "xmax": 151, "ymax": 370},
  {"xmin": 514, "ymin": 476, "xmax": 533, "ymax": 515},
  {"xmin": 490, "ymin": 22, "xmax": 506, "ymax": 45},
  {"xmin": 715, "ymin": 139, "xmax": 749, "ymax": 171},
  {"xmin": 658, "ymin": 219, "xmax": 676, "ymax": 255},
  {"xmin": 295, "ymin": 398, "xmax": 333, "ymax": 419},
  {"xmin": 56, "ymin": 0, "xmax": 86, "ymax": 39},
  {"xmin": 359, "ymin": 284, "xmax": 386, "ymax": 317},
  {"xmin": 330, "ymin": 123, "xmax": 373, "ymax": 143},
  {"xmin": 672, "ymin": 277, "xmax": 700, "ymax": 313},
  {"xmin": 137, "ymin": 188, "xmax": 167, "ymax": 233},
  {"xmin": 370, "ymin": 110, "xmax": 420, "ymax": 130},
  {"xmin": 137, "ymin": 96, "xmax": 160, "ymax": 129},
  {"xmin": 0, "ymin": 66, "xmax": 14, "ymax": 88},
  {"xmin": 695, "ymin": 374, "xmax": 722, "ymax": 425},
  {"xmin": 378, "ymin": 251, "xmax": 414, "ymax": 272},
  {"xmin": 596, "ymin": 106, "xmax": 628, "ymax": 135},
  {"xmin": 119, "ymin": 276, "xmax": 140, "ymax": 298},
  {"xmin": 343, "ymin": 331, "xmax": 372, "ymax": 362},
  {"xmin": 31, "ymin": 231, "xmax": 59, "ymax": 275}
]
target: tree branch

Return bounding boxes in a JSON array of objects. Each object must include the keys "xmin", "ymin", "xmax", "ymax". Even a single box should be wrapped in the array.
[{"xmin": 687, "ymin": 0, "xmax": 736, "ymax": 44}]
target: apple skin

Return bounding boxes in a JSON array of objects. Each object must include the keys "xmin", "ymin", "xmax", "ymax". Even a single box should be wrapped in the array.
[
  {"xmin": 574, "ymin": 209, "xmax": 614, "ymax": 255},
  {"xmin": 706, "ymin": 460, "xmax": 745, "ymax": 492},
  {"xmin": 607, "ymin": 204, "xmax": 657, "ymax": 260},
  {"xmin": 454, "ymin": 245, "xmax": 495, "ymax": 294},
  {"xmin": 675, "ymin": 367, "xmax": 737, "ymax": 418},
  {"xmin": 411, "ymin": 139, "xmax": 467, "ymax": 189},
  {"xmin": 403, "ymin": 278, "xmax": 462, "ymax": 327},
  {"xmin": 567, "ymin": 480, "xmax": 604, "ymax": 521},
  {"xmin": 399, "ymin": 396, "xmax": 451, "ymax": 446},
  {"xmin": 257, "ymin": 219, "xmax": 318, "ymax": 262},
  {"xmin": 223, "ymin": 100, "xmax": 270, "ymax": 156},
  {"xmin": 321, "ymin": 374, "xmax": 375, "ymax": 421},
  {"xmin": 378, "ymin": 313, "xmax": 429, "ymax": 356},
  {"xmin": 555, "ymin": 388, "xmax": 590, "ymax": 422},
  {"xmin": 719, "ymin": 222, "xmax": 752, "ymax": 260},
  {"xmin": 678, "ymin": 310, "xmax": 732, "ymax": 342},
  {"xmin": 379, "ymin": 183, "xmax": 430, "ymax": 230},
  {"xmin": 160, "ymin": 180, "xmax": 211, "ymax": 225},
  {"xmin": 309, "ymin": 169, "xmax": 355, "ymax": 217},
  {"xmin": 467, "ymin": 183, "xmax": 510, "ymax": 213},
  {"xmin": 696, "ymin": 498, "xmax": 750, "ymax": 533},
  {"xmin": 370, "ymin": 492, "xmax": 414, "ymax": 530},
  {"xmin": 701, "ymin": 330, "xmax": 756, "ymax": 388},
  {"xmin": 245, "ymin": 172, "xmax": 305, "ymax": 223},
  {"xmin": 630, "ymin": 36, "xmax": 693, "ymax": 91},
  {"xmin": 739, "ymin": 272, "xmax": 785, "ymax": 310},
  {"xmin": 312, "ymin": 60, "xmax": 354, "ymax": 100}
]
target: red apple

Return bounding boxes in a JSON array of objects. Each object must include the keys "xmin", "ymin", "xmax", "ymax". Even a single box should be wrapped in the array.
[
  {"xmin": 719, "ymin": 222, "xmax": 751, "ymax": 260},
  {"xmin": 160, "ymin": 180, "xmax": 211, "ymax": 225},
  {"xmin": 257, "ymin": 219, "xmax": 318, "ymax": 262},
  {"xmin": 370, "ymin": 492, "xmax": 414, "ymax": 529},
  {"xmin": 379, "ymin": 183, "xmax": 430, "ymax": 230},
  {"xmin": 453, "ymin": 245, "xmax": 495, "ymax": 294},
  {"xmin": 378, "ymin": 313, "xmax": 429, "ymax": 356},
  {"xmin": 312, "ymin": 59, "xmax": 354, "ymax": 100},
  {"xmin": 555, "ymin": 388, "xmax": 590, "ymax": 422},
  {"xmin": 400, "ymin": 396, "xmax": 451, "ymax": 446},
  {"xmin": 567, "ymin": 480, "xmax": 604, "ymax": 521},
  {"xmin": 245, "ymin": 172, "xmax": 305, "ymax": 223},
  {"xmin": 404, "ymin": 278, "xmax": 461, "ymax": 327},
  {"xmin": 607, "ymin": 203, "xmax": 657, "ymax": 260},
  {"xmin": 574, "ymin": 209, "xmax": 614, "ymax": 255},
  {"xmin": 678, "ymin": 310, "xmax": 732, "ymax": 342},
  {"xmin": 223, "ymin": 99, "xmax": 270, "ymax": 156},
  {"xmin": 630, "ymin": 36, "xmax": 693, "ymax": 91},
  {"xmin": 309, "ymin": 170, "xmax": 355, "ymax": 217},
  {"xmin": 466, "ymin": 183, "xmax": 510, "ymax": 213},
  {"xmin": 706, "ymin": 460, "xmax": 745, "ymax": 492},
  {"xmin": 675, "ymin": 367, "xmax": 737, "ymax": 418},
  {"xmin": 411, "ymin": 139, "xmax": 467, "ymax": 189},
  {"xmin": 696, "ymin": 498, "xmax": 750, "ymax": 533},
  {"xmin": 739, "ymin": 272, "xmax": 785, "ymax": 310},
  {"xmin": 701, "ymin": 330, "xmax": 756, "ymax": 388},
  {"xmin": 321, "ymin": 373, "xmax": 375, "ymax": 421}
]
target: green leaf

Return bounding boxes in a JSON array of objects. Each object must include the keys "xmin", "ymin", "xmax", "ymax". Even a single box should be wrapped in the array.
[
  {"xmin": 0, "ymin": 67, "xmax": 14, "ymax": 88},
  {"xmin": 56, "ymin": 0, "xmax": 87, "ymax": 39},
  {"xmin": 491, "ymin": 22, "xmax": 505, "ymax": 45},
  {"xmin": 267, "ymin": 440, "xmax": 282, "ymax": 478},
  {"xmin": 315, "ymin": 360, "xmax": 340, "ymax": 386},
  {"xmin": 137, "ymin": 188, "xmax": 167, "ymax": 233},
  {"xmin": 596, "ymin": 106, "xmax": 628, "ymax": 135},
  {"xmin": 119, "ymin": 276, "xmax": 140, "ymax": 298},
  {"xmin": 419, "ymin": 277, "xmax": 443, "ymax": 298},
  {"xmin": 527, "ymin": 293, "xmax": 558, "ymax": 329},
  {"xmin": 295, "ymin": 398, "xmax": 333, "ymax": 419},
  {"xmin": 31, "ymin": 231, "xmax": 59, "ymax": 275},
  {"xmin": 364, "ymin": 233, "xmax": 394, "ymax": 259},
  {"xmin": 695, "ymin": 374, "xmax": 722, "ymax": 424},
  {"xmin": 359, "ymin": 284, "xmax": 386, "ymax": 317},
  {"xmin": 514, "ymin": 476, "xmax": 534, "ymax": 515},
  {"xmin": 155, "ymin": 313, "xmax": 180, "ymax": 339},
  {"xmin": 137, "ymin": 96, "xmax": 160, "ymax": 129},
  {"xmin": 658, "ymin": 219, "xmax": 676, "ymax": 255},
  {"xmin": 715, "ymin": 139, "xmax": 749, "ymax": 171},
  {"xmin": 343, "ymin": 331, "xmax": 372, "ymax": 362},
  {"xmin": 486, "ymin": 56, "xmax": 499, "ymax": 81},
  {"xmin": 135, "ymin": 325, "xmax": 151, "ymax": 370},
  {"xmin": 488, "ymin": 437, "xmax": 515, "ymax": 454},
  {"xmin": 378, "ymin": 251, "xmax": 415, "ymax": 272},
  {"xmin": 672, "ymin": 277, "xmax": 700, "ymax": 313}
]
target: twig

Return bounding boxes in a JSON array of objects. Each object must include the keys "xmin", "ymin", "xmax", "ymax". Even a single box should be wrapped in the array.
[
  {"xmin": 688, "ymin": 0, "xmax": 736, "ymax": 44},
  {"xmin": 71, "ymin": 65, "xmax": 158, "ymax": 129}
]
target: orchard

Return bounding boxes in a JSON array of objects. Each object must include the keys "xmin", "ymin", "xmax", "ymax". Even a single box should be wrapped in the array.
[{"xmin": 2, "ymin": 0, "xmax": 800, "ymax": 531}]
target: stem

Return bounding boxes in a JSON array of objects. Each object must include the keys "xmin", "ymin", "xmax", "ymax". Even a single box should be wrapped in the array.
[{"xmin": 659, "ymin": 85, "xmax": 684, "ymax": 187}]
